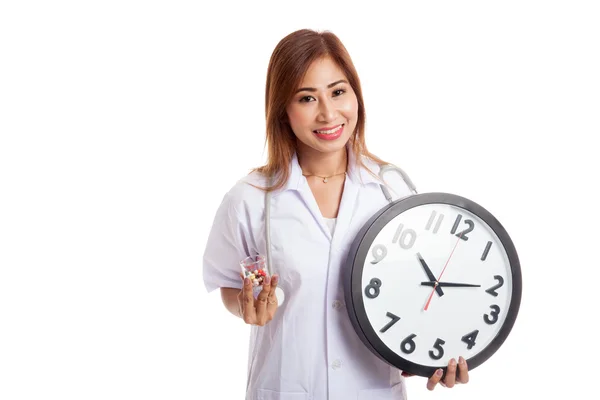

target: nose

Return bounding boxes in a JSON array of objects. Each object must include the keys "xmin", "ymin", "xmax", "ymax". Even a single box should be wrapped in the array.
[{"xmin": 317, "ymin": 96, "xmax": 338, "ymax": 122}]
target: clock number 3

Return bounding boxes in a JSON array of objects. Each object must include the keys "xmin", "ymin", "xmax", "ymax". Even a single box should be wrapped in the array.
[
  {"xmin": 365, "ymin": 278, "xmax": 382, "ymax": 299},
  {"xmin": 484, "ymin": 305, "xmax": 501, "ymax": 325},
  {"xmin": 450, "ymin": 213, "xmax": 474, "ymax": 241}
]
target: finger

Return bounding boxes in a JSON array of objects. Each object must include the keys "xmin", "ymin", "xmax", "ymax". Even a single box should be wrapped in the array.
[
  {"xmin": 266, "ymin": 274, "xmax": 279, "ymax": 313},
  {"xmin": 427, "ymin": 368, "xmax": 444, "ymax": 391},
  {"xmin": 242, "ymin": 277, "xmax": 257, "ymax": 324},
  {"xmin": 457, "ymin": 356, "xmax": 469, "ymax": 384},
  {"xmin": 444, "ymin": 358, "xmax": 458, "ymax": 388},
  {"xmin": 237, "ymin": 271, "xmax": 245, "ymax": 315},
  {"xmin": 255, "ymin": 275, "xmax": 271, "ymax": 324}
]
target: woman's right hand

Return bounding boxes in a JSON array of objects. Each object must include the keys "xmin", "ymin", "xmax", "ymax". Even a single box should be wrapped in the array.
[{"xmin": 237, "ymin": 273, "xmax": 279, "ymax": 326}]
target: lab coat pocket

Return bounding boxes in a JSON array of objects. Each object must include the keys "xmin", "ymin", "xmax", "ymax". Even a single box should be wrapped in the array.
[
  {"xmin": 358, "ymin": 387, "xmax": 395, "ymax": 400},
  {"xmin": 256, "ymin": 388, "xmax": 309, "ymax": 400}
]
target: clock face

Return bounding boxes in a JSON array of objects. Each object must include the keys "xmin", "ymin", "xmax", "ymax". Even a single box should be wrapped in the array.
[{"xmin": 345, "ymin": 193, "xmax": 521, "ymax": 377}]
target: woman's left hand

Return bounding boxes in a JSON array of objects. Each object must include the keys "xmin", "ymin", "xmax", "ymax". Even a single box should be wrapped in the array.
[{"xmin": 426, "ymin": 356, "xmax": 469, "ymax": 391}]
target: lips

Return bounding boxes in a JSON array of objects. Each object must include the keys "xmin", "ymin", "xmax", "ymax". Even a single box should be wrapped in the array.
[
  {"xmin": 313, "ymin": 124, "xmax": 344, "ymax": 134},
  {"xmin": 313, "ymin": 124, "xmax": 344, "ymax": 141}
]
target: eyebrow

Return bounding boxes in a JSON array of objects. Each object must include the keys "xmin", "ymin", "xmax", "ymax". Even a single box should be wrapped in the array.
[{"xmin": 295, "ymin": 79, "xmax": 348, "ymax": 94}]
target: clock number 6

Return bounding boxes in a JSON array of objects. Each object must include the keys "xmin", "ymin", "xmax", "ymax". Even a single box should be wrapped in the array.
[
  {"xmin": 450, "ymin": 213, "xmax": 474, "ymax": 241},
  {"xmin": 365, "ymin": 278, "xmax": 382, "ymax": 299},
  {"xmin": 400, "ymin": 334, "xmax": 417, "ymax": 354},
  {"xmin": 429, "ymin": 338, "xmax": 445, "ymax": 360}
]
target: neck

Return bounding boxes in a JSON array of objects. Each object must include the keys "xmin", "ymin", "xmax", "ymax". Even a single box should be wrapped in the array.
[{"xmin": 297, "ymin": 143, "xmax": 348, "ymax": 177}]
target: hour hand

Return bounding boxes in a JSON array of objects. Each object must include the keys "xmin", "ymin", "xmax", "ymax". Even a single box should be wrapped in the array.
[
  {"xmin": 417, "ymin": 253, "xmax": 444, "ymax": 297},
  {"xmin": 421, "ymin": 281, "xmax": 481, "ymax": 288}
]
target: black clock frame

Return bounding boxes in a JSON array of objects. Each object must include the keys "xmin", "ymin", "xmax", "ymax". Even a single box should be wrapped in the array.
[{"xmin": 343, "ymin": 192, "xmax": 522, "ymax": 378}]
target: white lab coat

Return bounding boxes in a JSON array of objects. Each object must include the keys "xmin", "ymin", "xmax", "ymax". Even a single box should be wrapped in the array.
[{"xmin": 203, "ymin": 146, "xmax": 414, "ymax": 400}]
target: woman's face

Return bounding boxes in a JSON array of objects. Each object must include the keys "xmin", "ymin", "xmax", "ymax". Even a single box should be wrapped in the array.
[{"xmin": 286, "ymin": 57, "xmax": 358, "ymax": 156}]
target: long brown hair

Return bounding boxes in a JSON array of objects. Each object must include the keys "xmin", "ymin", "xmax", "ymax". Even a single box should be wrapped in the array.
[{"xmin": 253, "ymin": 29, "xmax": 387, "ymax": 191}]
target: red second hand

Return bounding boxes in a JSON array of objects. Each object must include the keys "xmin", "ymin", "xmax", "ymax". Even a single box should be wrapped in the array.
[{"xmin": 424, "ymin": 232, "xmax": 463, "ymax": 311}]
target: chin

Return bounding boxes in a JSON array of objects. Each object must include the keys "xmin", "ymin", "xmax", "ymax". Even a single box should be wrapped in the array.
[{"xmin": 305, "ymin": 136, "xmax": 350, "ymax": 154}]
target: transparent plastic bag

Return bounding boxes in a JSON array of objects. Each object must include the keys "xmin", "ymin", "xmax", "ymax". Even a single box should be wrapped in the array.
[{"xmin": 240, "ymin": 254, "xmax": 269, "ymax": 298}]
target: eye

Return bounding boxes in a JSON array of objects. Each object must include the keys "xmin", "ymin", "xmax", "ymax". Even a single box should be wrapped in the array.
[
  {"xmin": 298, "ymin": 88, "xmax": 347, "ymax": 103},
  {"xmin": 299, "ymin": 96, "xmax": 314, "ymax": 103}
]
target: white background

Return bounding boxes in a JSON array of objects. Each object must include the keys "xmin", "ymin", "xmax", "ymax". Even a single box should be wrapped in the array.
[{"xmin": 1, "ymin": 1, "xmax": 598, "ymax": 399}]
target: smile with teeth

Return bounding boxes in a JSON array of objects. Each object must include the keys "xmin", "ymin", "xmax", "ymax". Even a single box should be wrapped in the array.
[{"xmin": 314, "ymin": 124, "xmax": 344, "ymax": 134}]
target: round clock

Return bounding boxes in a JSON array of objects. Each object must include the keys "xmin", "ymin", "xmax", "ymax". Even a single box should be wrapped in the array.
[{"xmin": 343, "ymin": 192, "xmax": 522, "ymax": 377}]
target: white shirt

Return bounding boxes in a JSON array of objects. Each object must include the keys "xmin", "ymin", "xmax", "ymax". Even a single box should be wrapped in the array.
[
  {"xmin": 323, "ymin": 217, "xmax": 336, "ymax": 236},
  {"xmin": 203, "ymin": 146, "xmax": 414, "ymax": 400}
]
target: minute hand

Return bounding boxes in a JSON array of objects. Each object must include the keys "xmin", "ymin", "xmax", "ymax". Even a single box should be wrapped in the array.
[{"xmin": 420, "ymin": 281, "xmax": 481, "ymax": 288}]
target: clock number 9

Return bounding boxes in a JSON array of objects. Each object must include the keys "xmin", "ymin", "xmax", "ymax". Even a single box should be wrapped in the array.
[
  {"xmin": 364, "ymin": 278, "xmax": 382, "ymax": 299},
  {"xmin": 428, "ymin": 338, "xmax": 445, "ymax": 360},
  {"xmin": 400, "ymin": 333, "xmax": 417, "ymax": 354},
  {"xmin": 484, "ymin": 305, "xmax": 501, "ymax": 325},
  {"xmin": 370, "ymin": 245, "xmax": 388, "ymax": 264}
]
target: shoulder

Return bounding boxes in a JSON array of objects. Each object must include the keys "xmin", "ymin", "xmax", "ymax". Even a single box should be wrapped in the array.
[
  {"xmin": 359, "ymin": 155, "xmax": 416, "ymax": 200},
  {"xmin": 221, "ymin": 170, "xmax": 269, "ymax": 217}
]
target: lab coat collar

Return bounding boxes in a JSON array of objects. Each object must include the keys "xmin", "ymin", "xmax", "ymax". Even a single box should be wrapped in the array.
[
  {"xmin": 282, "ymin": 144, "xmax": 383, "ymax": 193},
  {"xmin": 346, "ymin": 144, "xmax": 384, "ymax": 187}
]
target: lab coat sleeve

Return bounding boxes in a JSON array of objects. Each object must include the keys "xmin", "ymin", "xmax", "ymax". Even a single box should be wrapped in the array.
[{"xmin": 202, "ymin": 191, "xmax": 253, "ymax": 293}]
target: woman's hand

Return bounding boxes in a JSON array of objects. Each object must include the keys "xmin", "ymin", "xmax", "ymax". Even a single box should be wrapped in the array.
[
  {"xmin": 237, "ymin": 273, "xmax": 279, "ymax": 326},
  {"xmin": 426, "ymin": 357, "xmax": 469, "ymax": 391}
]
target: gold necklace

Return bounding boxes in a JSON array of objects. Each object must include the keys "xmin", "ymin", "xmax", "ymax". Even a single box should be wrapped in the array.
[{"xmin": 302, "ymin": 171, "xmax": 346, "ymax": 183}]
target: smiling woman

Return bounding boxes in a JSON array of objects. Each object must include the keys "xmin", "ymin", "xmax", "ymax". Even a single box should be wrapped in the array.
[
  {"xmin": 202, "ymin": 28, "xmax": 469, "ymax": 400},
  {"xmin": 253, "ymin": 29, "xmax": 389, "ymax": 194}
]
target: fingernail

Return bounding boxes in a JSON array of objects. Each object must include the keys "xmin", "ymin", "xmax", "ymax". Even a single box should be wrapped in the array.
[
  {"xmin": 272, "ymin": 274, "xmax": 278, "ymax": 284},
  {"xmin": 459, "ymin": 356, "xmax": 465, "ymax": 364},
  {"xmin": 436, "ymin": 369, "xmax": 443, "ymax": 376},
  {"xmin": 450, "ymin": 358, "xmax": 457, "ymax": 366},
  {"xmin": 244, "ymin": 277, "xmax": 250, "ymax": 285},
  {"xmin": 265, "ymin": 275, "xmax": 271, "ymax": 285}
]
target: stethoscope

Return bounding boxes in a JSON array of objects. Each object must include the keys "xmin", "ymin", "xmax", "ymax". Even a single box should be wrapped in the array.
[{"xmin": 263, "ymin": 164, "xmax": 418, "ymax": 305}]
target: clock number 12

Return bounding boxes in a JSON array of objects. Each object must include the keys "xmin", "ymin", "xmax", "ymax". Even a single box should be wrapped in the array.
[{"xmin": 450, "ymin": 214, "xmax": 474, "ymax": 241}]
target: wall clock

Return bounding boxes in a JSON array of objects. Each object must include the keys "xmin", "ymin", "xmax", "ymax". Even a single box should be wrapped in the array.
[{"xmin": 344, "ymin": 193, "xmax": 522, "ymax": 377}]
